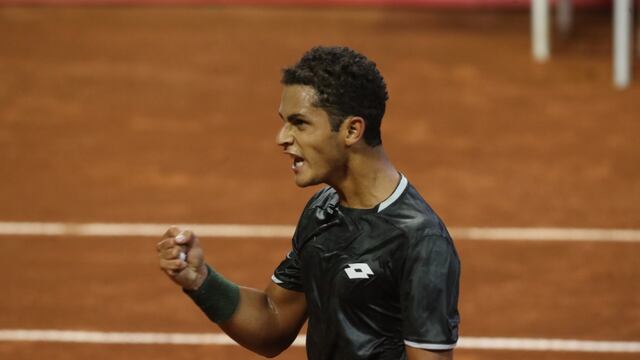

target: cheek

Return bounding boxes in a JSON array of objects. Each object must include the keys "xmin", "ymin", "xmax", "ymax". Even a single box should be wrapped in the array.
[
  {"xmin": 315, "ymin": 143, "xmax": 345, "ymax": 168},
  {"xmin": 303, "ymin": 133, "xmax": 344, "ymax": 170}
]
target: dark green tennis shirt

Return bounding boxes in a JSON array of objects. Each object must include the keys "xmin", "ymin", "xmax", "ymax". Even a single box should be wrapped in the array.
[{"xmin": 273, "ymin": 175, "xmax": 460, "ymax": 360}]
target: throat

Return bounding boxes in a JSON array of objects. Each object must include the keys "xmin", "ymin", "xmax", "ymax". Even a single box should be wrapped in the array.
[{"xmin": 335, "ymin": 170, "xmax": 401, "ymax": 209}]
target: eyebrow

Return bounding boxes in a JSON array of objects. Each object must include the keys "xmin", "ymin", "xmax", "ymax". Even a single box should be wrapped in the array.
[{"xmin": 278, "ymin": 112, "xmax": 306, "ymax": 122}]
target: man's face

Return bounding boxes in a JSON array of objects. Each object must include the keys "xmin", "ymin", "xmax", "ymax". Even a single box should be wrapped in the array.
[{"xmin": 277, "ymin": 85, "xmax": 346, "ymax": 187}]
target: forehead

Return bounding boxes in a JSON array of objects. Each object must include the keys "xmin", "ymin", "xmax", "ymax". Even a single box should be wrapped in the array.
[{"xmin": 278, "ymin": 85, "xmax": 320, "ymax": 117}]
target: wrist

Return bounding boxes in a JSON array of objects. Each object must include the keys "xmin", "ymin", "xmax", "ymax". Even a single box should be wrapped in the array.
[
  {"xmin": 186, "ymin": 264, "xmax": 209, "ymax": 291},
  {"xmin": 183, "ymin": 264, "xmax": 240, "ymax": 323}
]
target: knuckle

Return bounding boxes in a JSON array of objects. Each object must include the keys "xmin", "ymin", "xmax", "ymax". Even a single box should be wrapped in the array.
[
  {"xmin": 157, "ymin": 238, "xmax": 175, "ymax": 250},
  {"xmin": 162, "ymin": 226, "xmax": 180, "ymax": 238},
  {"xmin": 160, "ymin": 248, "xmax": 177, "ymax": 259}
]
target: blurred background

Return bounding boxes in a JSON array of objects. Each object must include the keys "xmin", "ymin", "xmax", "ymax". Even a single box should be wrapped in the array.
[{"xmin": 0, "ymin": 0, "xmax": 639, "ymax": 359}]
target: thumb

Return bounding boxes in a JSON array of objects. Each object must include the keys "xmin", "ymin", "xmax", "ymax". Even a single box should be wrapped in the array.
[
  {"xmin": 175, "ymin": 229, "xmax": 196, "ymax": 245},
  {"xmin": 175, "ymin": 230, "xmax": 200, "ymax": 264}
]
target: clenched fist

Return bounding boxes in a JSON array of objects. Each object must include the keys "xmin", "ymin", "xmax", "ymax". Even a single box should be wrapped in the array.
[{"xmin": 156, "ymin": 226, "xmax": 207, "ymax": 290}]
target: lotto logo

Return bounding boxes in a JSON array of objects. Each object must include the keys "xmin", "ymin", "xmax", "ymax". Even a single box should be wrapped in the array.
[{"xmin": 344, "ymin": 263, "xmax": 374, "ymax": 279}]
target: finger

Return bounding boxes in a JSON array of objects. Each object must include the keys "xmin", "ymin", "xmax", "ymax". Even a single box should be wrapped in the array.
[
  {"xmin": 166, "ymin": 269, "xmax": 181, "ymax": 276},
  {"xmin": 162, "ymin": 226, "xmax": 182, "ymax": 240},
  {"xmin": 165, "ymin": 267, "xmax": 189, "ymax": 277},
  {"xmin": 159, "ymin": 258, "xmax": 187, "ymax": 272},
  {"xmin": 175, "ymin": 230, "xmax": 196, "ymax": 245},
  {"xmin": 156, "ymin": 237, "xmax": 177, "ymax": 252},
  {"xmin": 159, "ymin": 246, "xmax": 183, "ymax": 260}
]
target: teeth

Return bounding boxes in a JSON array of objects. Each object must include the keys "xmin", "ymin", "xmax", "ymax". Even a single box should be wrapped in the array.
[{"xmin": 288, "ymin": 154, "xmax": 304, "ymax": 169}]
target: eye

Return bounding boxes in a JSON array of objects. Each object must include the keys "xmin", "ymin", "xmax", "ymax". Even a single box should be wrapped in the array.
[{"xmin": 290, "ymin": 118, "xmax": 307, "ymax": 128}]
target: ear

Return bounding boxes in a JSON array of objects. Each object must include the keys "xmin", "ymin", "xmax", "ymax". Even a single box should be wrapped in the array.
[{"xmin": 343, "ymin": 116, "xmax": 365, "ymax": 146}]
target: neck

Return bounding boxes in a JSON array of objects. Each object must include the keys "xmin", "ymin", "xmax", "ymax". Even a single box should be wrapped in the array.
[{"xmin": 330, "ymin": 146, "xmax": 401, "ymax": 209}]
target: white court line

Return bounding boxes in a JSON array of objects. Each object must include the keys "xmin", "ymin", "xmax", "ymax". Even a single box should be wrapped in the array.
[
  {"xmin": 0, "ymin": 222, "xmax": 295, "ymax": 238},
  {"xmin": 0, "ymin": 330, "xmax": 638, "ymax": 353},
  {"xmin": 0, "ymin": 221, "xmax": 639, "ymax": 242}
]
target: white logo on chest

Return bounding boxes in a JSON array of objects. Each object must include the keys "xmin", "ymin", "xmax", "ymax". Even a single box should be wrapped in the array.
[{"xmin": 344, "ymin": 263, "xmax": 374, "ymax": 279}]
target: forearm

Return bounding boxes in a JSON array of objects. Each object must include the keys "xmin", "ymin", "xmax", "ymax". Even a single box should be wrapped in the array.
[
  {"xmin": 158, "ymin": 231, "xmax": 305, "ymax": 356},
  {"xmin": 219, "ymin": 287, "xmax": 303, "ymax": 357},
  {"xmin": 184, "ymin": 266, "xmax": 306, "ymax": 357}
]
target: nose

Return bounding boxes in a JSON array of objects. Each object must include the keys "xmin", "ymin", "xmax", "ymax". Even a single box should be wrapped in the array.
[{"xmin": 276, "ymin": 123, "xmax": 293, "ymax": 148}]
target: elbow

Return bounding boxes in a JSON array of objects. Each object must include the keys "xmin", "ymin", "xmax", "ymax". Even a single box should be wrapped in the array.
[
  {"xmin": 261, "ymin": 349, "xmax": 284, "ymax": 358},
  {"xmin": 252, "ymin": 337, "xmax": 295, "ymax": 358},
  {"xmin": 254, "ymin": 345, "xmax": 286, "ymax": 358}
]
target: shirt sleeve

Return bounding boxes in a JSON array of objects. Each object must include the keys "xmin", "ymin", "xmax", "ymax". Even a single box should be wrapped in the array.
[
  {"xmin": 272, "ymin": 227, "xmax": 304, "ymax": 292},
  {"xmin": 271, "ymin": 189, "xmax": 332, "ymax": 292},
  {"xmin": 272, "ymin": 249, "xmax": 303, "ymax": 292},
  {"xmin": 400, "ymin": 233, "xmax": 460, "ymax": 350}
]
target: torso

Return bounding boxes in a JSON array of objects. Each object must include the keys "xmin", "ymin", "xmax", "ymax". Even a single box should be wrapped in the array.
[{"xmin": 273, "ymin": 177, "xmax": 460, "ymax": 360}]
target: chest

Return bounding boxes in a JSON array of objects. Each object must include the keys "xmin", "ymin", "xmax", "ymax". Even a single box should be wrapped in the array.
[{"xmin": 299, "ymin": 219, "xmax": 406, "ymax": 310}]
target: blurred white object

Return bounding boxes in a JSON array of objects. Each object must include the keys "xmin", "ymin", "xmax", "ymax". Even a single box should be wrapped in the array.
[
  {"xmin": 556, "ymin": 0, "xmax": 573, "ymax": 35},
  {"xmin": 531, "ymin": 0, "xmax": 550, "ymax": 62},
  {"xmin": 531, "ymin": 0, "xmax": 635, "ymax": 89},
  {"xmin": 613, "ymin": 0, "xmax": 633, "ymax": 89}
]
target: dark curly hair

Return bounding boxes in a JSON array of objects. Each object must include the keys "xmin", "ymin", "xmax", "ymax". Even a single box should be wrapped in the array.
[{"xmin": 281, "ymin": 46, "xmax": 389, "ymax": 147}]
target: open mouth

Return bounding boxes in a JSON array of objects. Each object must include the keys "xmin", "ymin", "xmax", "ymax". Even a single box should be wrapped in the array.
[{"xmin": 290, "ymin": 154, "xmax": 304, "ymax": 170}]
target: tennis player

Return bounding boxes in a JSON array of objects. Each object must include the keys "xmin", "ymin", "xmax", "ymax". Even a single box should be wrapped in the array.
[{"xmin": 157, "ymin": 46, "xmax": 460, "ymax": 360}]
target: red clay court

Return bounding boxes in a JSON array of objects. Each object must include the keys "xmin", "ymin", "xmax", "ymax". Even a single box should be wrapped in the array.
[{"xmin": 0, "ymin": 1, "xmax": 639, "ymax": 359}]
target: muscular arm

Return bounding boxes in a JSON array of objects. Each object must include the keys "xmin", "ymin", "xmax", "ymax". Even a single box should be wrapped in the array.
[
  {"xmin": 157, "ymin": 227, "xmax": 307, "ymax": 358},
  {"xmin": 406, "ymin": 346, "xmax": 453, "ymax": 360},
  {"xmin": 220, "ymin": 283, "xmax": 307, "ymax": 357}
]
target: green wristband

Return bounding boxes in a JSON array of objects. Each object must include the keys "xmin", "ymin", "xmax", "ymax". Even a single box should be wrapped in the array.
[{"xmin": 183, "ymin": 264, "xmax": 240, "ymax": 323}]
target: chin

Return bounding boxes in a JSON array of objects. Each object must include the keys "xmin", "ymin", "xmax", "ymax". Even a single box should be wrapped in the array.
[
  {"xmin": 294, "ymin": 178, "xmax": 314, "ymax": 188},
  {"xmin": 294, "ymin": 174, "xmax": 322, "ymax": 188}
]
